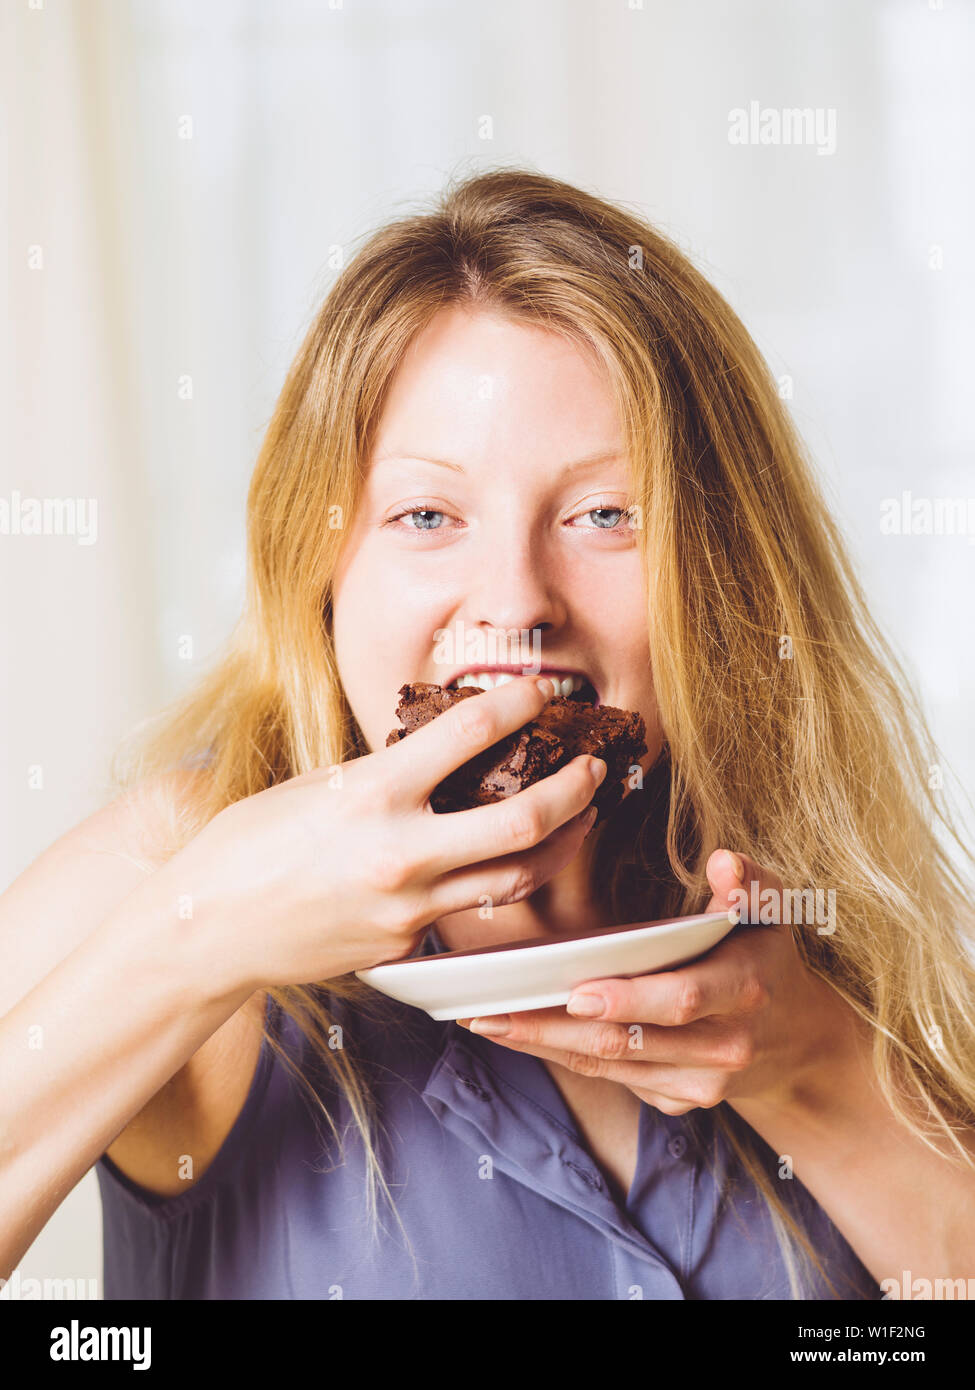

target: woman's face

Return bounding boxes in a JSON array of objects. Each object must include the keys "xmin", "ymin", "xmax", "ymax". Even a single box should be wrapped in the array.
[{"xmin": 332, "ymin": 303, "xmax": 664, "ymax": 771}]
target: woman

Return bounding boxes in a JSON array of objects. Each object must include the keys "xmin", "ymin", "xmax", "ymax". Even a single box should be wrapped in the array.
[{"xmin": 3, "ymin": 168, "xmax": 974, "ymax": 1301}]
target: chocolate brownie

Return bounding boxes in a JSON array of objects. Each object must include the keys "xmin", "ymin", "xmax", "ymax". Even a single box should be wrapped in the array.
[{"xmin": 385, "ymin": 682, "xmax": 647, "ymax": 820}]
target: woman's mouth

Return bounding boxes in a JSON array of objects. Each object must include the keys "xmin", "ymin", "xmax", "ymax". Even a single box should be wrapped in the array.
[{"xmin": 445, "ymin": 669, "xmax": 600, "ymax": 705}]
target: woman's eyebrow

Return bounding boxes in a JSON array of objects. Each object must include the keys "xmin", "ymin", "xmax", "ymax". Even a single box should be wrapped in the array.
[
  {"xmin": 370, "ymin": 448, "xmax": 624, "ymax": 474},
  {"xmin": 371, "ymin": 452, "xmax": 465, "ymax": 474}
]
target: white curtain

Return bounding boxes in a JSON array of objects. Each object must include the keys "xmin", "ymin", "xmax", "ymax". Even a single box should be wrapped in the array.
[{"xmin": 3, "ymin": 0, "xmax": 972, "ymax": 1294}]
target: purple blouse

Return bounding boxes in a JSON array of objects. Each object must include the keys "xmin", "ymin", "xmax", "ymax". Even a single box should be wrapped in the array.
[{"xmin": 96, "ymin": 925, "xmax": 881, "ymax": 1300}]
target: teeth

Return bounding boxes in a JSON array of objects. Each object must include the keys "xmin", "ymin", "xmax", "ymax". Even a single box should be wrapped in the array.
[
  {"xmin": 453, "ymin": 671, "xmax": 588, "ymax": 698},
  {"xmin": 549, "ymin": 675, "xmax": 584, "ymax": 699},
  {"xmin": 453, "ymin": 673, "xmax": 516, "ymax": 691}
]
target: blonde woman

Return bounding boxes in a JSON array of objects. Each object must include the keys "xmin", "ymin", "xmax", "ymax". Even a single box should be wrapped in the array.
[{"xmin": 3, "ymin": 168, "xmax": 974, "ymax": 1302}]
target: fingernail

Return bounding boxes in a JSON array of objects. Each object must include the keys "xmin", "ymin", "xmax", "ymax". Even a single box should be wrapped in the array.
[
  {"xmin": 722, "ymin": 850, "xmax": 745, "ymax": 882},
  {"xmin": 582, "ymin": 805, "xmax": 598, "ymax": 834},
  {"xmin": 588, "ymin": 757, "xmax": 607, "ymax": 785},
  {"xmin": 536, "ymin": 678, "xmax": 554, "ymax": 698},
  {"xmin": 567, "ymin": 994, "xmax": 605, "ymax": 1018},
  {"xmin": 469, "ymin": 1016, "xmax": 511, "ymax": 1036}
]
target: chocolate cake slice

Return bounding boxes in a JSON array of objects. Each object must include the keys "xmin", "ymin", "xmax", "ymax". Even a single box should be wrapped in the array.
[{"xmin": 386, "ymin": 682, "xmax": 647, "ymax": 820}]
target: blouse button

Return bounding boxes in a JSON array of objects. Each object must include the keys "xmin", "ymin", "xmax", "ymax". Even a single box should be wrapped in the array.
[
  {"xmin": 455, "ymin": 1072, "xmax": 492, "ymax": 1102},
  {"xmin": 561, "ymin": 1158, "xmax": 604, "ymax": 1192},
  {"xmin": 667, "ymin": 1134, "xmax": 688, "ymax": 1159}
]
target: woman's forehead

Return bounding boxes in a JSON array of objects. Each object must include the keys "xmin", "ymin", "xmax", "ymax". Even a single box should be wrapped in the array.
[
  {"xmin": 365, "ymin": 316, "xmax": 623, "ymax": 477},
  {"xmin": 375, "ymin": 306, "xmax": 616, "ymax": 415}
]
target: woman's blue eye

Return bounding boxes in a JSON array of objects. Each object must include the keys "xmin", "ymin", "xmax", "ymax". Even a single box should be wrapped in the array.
[
  {"xmin": 581, "ymin": 507, "xmax": 631, "ymax": 529},
  {"xmin": 395, "ymin": 509, "xmax": 445, "ymax": 530}
]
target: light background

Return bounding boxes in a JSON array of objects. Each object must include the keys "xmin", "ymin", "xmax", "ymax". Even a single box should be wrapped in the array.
[{"xmin": 2, "ymin": 0, "xmax": 972, "ymax": 1295}]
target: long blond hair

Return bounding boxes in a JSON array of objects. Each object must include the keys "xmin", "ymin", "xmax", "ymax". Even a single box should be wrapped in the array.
[{"xmin": 113, "ymin": 164, "xmax": 975, "ymax": 1299}]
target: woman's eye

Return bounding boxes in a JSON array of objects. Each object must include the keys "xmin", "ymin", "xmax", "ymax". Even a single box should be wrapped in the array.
[
  {"xmin": 387, "ymin": 508, "xmax": 450, "ymax": 531},
  {"xmin": 570, "ymin": 506, "xmax": 633, "ymax": 530}
]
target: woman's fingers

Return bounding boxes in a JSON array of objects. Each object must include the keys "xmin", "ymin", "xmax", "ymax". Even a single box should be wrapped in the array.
[
  {"xmin": 466, "ymin": 1007, "xmax": 749, "ymax": 1068},
  {"xmin": 416, "ymin": 754, "xmax": 606, "ymax": 877},
  {"xmin": 567, "ymin": 938, "xmax": 769, "ymax": 1028},
  {"xmin": 451, "ymin": 1028, "xmax": 687, "ymax": 1094},
  {"xmin": 373, "ymin": 674, "xmax": 609, "ymax": 924},
  {"xmin": 424, "ymin": 801, "xmax": 598, "ymax": 919},
  {"xmin": 383, "ymin": 674, "xmax": 556, "ymax": 806},
  {"xmin": 704, "ymin": 849, "xmax": 784, "ymax": 923}
]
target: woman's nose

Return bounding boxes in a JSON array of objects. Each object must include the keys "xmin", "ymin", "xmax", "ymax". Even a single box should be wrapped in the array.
[{"xmin": 468, "ymin": 536, "xmax": 566, "ymax": 635}]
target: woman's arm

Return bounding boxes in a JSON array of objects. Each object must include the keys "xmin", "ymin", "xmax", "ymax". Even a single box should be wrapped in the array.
[
  {"xmin": 1, "ymin": 676, "xmax": 606, "ymax": 1274},
  {"xmin": 0, "ymin": 873, "xmax": 255, "ymax": 1277}
]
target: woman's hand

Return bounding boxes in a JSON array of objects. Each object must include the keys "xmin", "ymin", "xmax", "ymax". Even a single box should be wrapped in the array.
[
  {"xmin": 457, "ymin": 850, "xmax": 855, "ymax": 1112},
  {"xmin": 148, "ymin": 675, "xmax": 606, "ymax": 995}
]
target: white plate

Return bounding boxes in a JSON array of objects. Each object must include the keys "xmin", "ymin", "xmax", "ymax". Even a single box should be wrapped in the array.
[{"xmin": 355, "ymin": 908, "xmax": 740, "ymax": 1020}]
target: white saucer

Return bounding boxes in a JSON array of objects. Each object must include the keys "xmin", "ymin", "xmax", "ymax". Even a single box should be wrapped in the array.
[{"xmin": 355, "ymin": 908, "xmax": 740, "ymax": 1020}]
